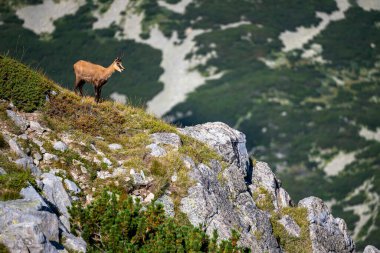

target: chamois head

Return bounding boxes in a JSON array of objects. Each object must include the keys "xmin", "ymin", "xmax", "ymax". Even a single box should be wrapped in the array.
[{"xmin": 113, "ymin": 57, "xmax": 125, "ymax": 72}]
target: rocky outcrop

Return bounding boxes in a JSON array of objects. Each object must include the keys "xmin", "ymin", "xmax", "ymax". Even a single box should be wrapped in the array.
[
  {"xmin": 364, "ymin": 245, "xmax": 380, "ymax": 253},
  {"xmin": 299, "ymin": 197, "xmax": 355, "ymax": 253},
  {"xmin": 179, "ymin": 122, "xmax": 355, "ymax": 252},
  {"xmin": 0, "ymin": 186, "xmax": 86, "ymax": 252},
  {"xmin": 179, "ymin": 122, "xmax": 280, "ymax": 252}
]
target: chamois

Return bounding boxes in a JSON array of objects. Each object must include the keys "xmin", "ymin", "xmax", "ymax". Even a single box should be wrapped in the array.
[{"xmin": 73, "ymin": 57, "xmax": 125, "ymax": 103}]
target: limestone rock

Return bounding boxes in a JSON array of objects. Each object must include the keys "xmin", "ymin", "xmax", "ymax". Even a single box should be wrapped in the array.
[
  {"xmin": 0, "ymin": 199, "xmax": 60, "ymax": 252},
  {"xmin": 364, "ymin": 245, "xmax": 380, "ymax": 253},
  {"xmin": 102, "ymin": 157, "xmax": 112, "ymax": 166},
  {"xmin": 299, "ymin": 197, "xmax": 355, "ymax": 253},
  {"xmin": 250, "ymin": 161, "xmax": 293, "ymax": 209},
  {"xmin": 29, "ymin": 121, "xmax": 46, "ymax": 134},
  {"xmin": 6, "ymin": 110, "xmax": 29, "ymax": 131},
  {"xmin": 62, "ymin": 231, "xmax": 87, "ymax": 253},
  {"xmin": 150, "ymin": 132, "xmax": 182, "ymax": 149},
  {"xmin": 8, "ymin": 138, "xmax": 26, "ymax": 158},
  {"xmin": 146, "ymin": 143, "xmax": 167, "ymax": 157},
  {"xmin": 179, "ymin": 122, "xmax": 249, "ymax": 166},
  {"xmin": 278, "ymin": 215, "xmax": 301, "ymax": 237},
  {"xmin": 43, "ymin": 153, "xmax": 58, "ymax": 163},
  {"xmin": 156, "ymin": 195, "xmax": 175, "ymax": 217},
  {"xmin": 64, "ymin": 179, "xmax": 81, "ymax": 194},
  {"xmin": 53, "ymin": 141, "xmax": 68, "ymax": 152},
  {"xmin": 109, "ymin": 143, "xmax": 122, "ymax": 150},
  {"xmin": 40, "ymin": 173, "xmax": 72, "ymax": 230}
]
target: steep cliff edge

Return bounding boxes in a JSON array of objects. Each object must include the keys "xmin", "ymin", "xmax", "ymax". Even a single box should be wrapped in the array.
[{"xmin": 0, "ymin": 56, "xmax": 378, "ymax": 252}]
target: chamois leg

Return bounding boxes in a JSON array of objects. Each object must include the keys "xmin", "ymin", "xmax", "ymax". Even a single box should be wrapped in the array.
[
  {"xmin": 94, "ymin": 86, "xmax": 102, "ymax": 103},
  {"xmin": 74, "ymin": 79, "xmax": 85, "ymax": 96}
]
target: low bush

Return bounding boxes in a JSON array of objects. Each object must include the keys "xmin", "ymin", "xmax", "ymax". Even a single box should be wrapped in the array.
[
  {"xmin": 0, "ymin": 55, "xmax": 55, "ymax": 112},
  {"xmin": 70, "ymin": 190, "xmax": 248, "ymax": 252}
]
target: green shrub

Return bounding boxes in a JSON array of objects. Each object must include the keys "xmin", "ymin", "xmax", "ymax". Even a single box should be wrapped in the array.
[
  {"xmin": 0, "ymin": 55, "xmax": 55, "ymax": 112},
  {"xmin": 70, "ymin": 190, "xmax": 248, "ymax": 252}
]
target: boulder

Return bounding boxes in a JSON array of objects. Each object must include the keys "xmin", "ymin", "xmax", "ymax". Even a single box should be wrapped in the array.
[
  {"xmin": 108, "ymin": 143, "xmax": 122, "ymax": 150},
  {"xmin": 43, "ymin": 153, "xmax": 58, "ymax": 163},
  {"xmin": 150, "ymin": 133, "xmax": 182, "ymax": 149},
  {"xmin": 53, "ymin": 141, "xmax": 68, "ymax": 152},
  {"xmin": 8, "ymin": 138, "xmax": 26, "ymax": 158},
  {"xmin": 0, "ymin": 198, "xmax": 60, "ymax": 252},
  {"xmin": 62, "ymin": 231, "xmax": 87, "ymax": 253},
  {"xmin": 29, "ymin": 121, "xmax": 46, "ymax": 134},
  {"xmin": 40, "ymin": 173, "xmax": 72, "ymax": 230},
  {"xmin": 299, "ymin": 197, "xmax": 355, "ymax": 253},
  {"xmin": 364, "ymin": 245, "xmax": 380, "ymax": 253},
  {"xmin": 6, "ymin": 110, "xmax": 29, "ymax": 131},
  {"xmin": 64, "ymin": 179, "xmax": 81, "ymax": 194},
  {"xmin": 156, "ymin": 195, "xmax": 175, "ymax": 217},
  {"xmin": 146, "ymin": 143, "xmax": 167, "ymax": 157}
]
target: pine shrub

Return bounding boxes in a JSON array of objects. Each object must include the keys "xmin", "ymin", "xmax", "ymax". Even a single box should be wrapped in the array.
[
  {"xmin": 0, "ymin": 55, "xmax": 55, "ymax": 112},
  {"xmin": 69, "ymin": 190, "xmax": 249, "ymax": 252}
]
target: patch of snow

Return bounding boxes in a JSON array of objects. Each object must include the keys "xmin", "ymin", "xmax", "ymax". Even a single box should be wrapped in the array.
[
  {"xmin": 323, "ymin": 151, "xmax": 355, "ymax": 176},
  {"xmin": 143, "ymin": 27, "xmax": 223, "ymax": 116},
  {"xmin": 157, "ymin": 0, "xmax": 193, "ymax": 14},
  {"xmin": 94, "ymin": 0, "xmax": 129, "ymax": 29},
  {"xmin": 279, "ymin": 0, "xmax": 350, "ymax": 52},
  {"xmin": 220, "ymin": 21, "xmax": 251, "ymax": 30},
  {"xmin": 344, "ymin": 179, "xmax": 380, "ymax": 239},
  {"xmin": 359, "ymin": 127, "xmax": 380, "ymax": 142},
  {"xmin": 357, "ymin": 0, "xmax": 380, "ymax": 11},
  {"xmin": 110, "ymin": 92, "xmax": 128, "ymax": 104},
  {"xmin": 16, "ymin": 0, "xmax": 85, "ymax": 34},
  {"xmin": 0, "ymin": 21, "xmax": 3, "ymax": 26}
]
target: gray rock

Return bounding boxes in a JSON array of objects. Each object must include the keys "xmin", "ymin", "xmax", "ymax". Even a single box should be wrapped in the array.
[
  {"xmin": 146, "ymin": 143, "xmax": 167, "ymax": 157},
  {"xmin": 62, "ymin": 231, "xmax": 87, "ymax": 253},
  {"xmin": 278, "ymin": 215, "xmax": 301, "ymax": 237},
  {"xmin": 97, "ymin": 170, "xmax": 112, "ymax": 179},
  {"xmin": 6, "ymin": 110, "xmax": 29, "ymax": 131},
  {"xmin": 14, "ymin": 157, "xmax": 41, "ymax": 176},
  {"xmin": 179, "ymin": 123, "xmax": 282, "ymax": 252},
  {"xmin": 53, "ymin": 141, "xmax": 68, "ymax": 152},
  {"xmin": 0, "ymin": 222, "xmax": 58, "ymax": 253},
  {"xmin": 64, "ymin": 179, "xmax": 81, "ymax": 194},
  {"xmin": 0, "ymin": 199, "xmax": 60, "ymax": 252},
  {"xmin": 108, "ymin": 143, "xmax": 122, "ymax": 150},
  {"xmin": 364, "ymin": 245, "xmax": 380, "ymax": 253},
  {"xmin": 131, "ymin": 171, "xmax": 149, "ymax": 186},
  {"xmin": 150, "ymin": 132, "xmax": 182, "ymax": 149},
  {"xmin": 8, "ymin": 138, "xmax": 26, "ymax": 158},
  {"xmin": 299, "ymin": 197, "xmax": 355, "ymax": 253},
  {"xmin": 156, "ymin": 195, "xmax": 175, "ymax": 217},
  {"xmin": 250, "ymin": 161, "xmax": 292, "ymax": 209},
  {"xmin": 33, "ymin": 152, "xmax": 43, "ymax": 161},
  {"xmin": 41, "ymin": 173, "xmax": 72, "ymax": 230},
  {"xmin": 20, "ymin": 186, "xmax": 47, "ymax": 207},
  {"xmin": 29, "ymin": 121, "xmax": 46, "ymax": 134},
  {"xmin": 179, "ymin": 122, "xmax": 249, "ymax": 166},
  {"xmin": 102, "ymin": 157, "xmax": 112, "ymax": 166},
  {"xmin": 0, "ymin": 167, "xmax": 7, "ymax": 175},
  {"xmin": 43, "ymin": 153, "xmax": 59, "ymax": 163}
]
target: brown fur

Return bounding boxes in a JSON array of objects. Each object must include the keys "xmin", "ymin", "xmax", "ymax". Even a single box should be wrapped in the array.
[{"xmin": 73, "ymin": 58, "xmax": 125, "ymax": 103}]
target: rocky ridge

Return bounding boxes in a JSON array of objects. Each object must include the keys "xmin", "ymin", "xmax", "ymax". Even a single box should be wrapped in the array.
[{"xmin": 0, "ymin": 104, "xmax": 378, "ymax": 252}]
